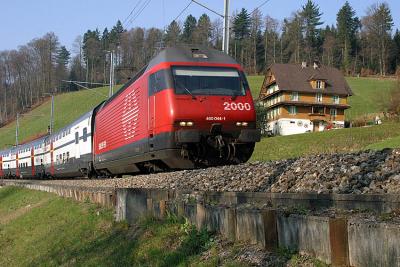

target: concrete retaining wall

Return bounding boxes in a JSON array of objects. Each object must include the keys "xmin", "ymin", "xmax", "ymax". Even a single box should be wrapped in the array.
[
  {"xmin": 2, "ymin": 181, "xmax": 400, "ymax": 267},
  {"xmin": 116, "ymin": 188, "xmax": 400, "ymax": 267},
  {"xmin": 348, "ymin": 220, "xmax": 400, "ymax": 267},
  {"xmin": 1, "ymin": 181, "xmax": 115, "ymax": 208}
]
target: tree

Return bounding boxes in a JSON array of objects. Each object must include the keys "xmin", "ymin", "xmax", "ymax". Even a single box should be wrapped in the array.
[
  {"xmin": 393, "ymin": 30, "xmax": 400, "ymax": 73},
  {"xmin": 300, "ymin": 0, "xmax": 323, "ymax": 61},
  {"xmin": 281, "ymin": 12, "xmax": 304, "ymax": 63},
  {"xmin": 164, "ymin": 20, "xmax": 181, "ymax": 46},
  {"xmin": 55, "ymin": 46, "xmax": 70, "ymax": 91},
  {"xmin": 182, "ymin": 15, "xmax": 197, "ymax": 43},
  {"xmin": 194, "ymin": 14, "xmax": 212, "ymax": 45},
  {"xmin": 232, "ymin": 8, "xmax": 251, "ymax": 64},
  {"xmin": 362, "ymin": 3, "xmax": 394, "ymax": 75},
  {"xmin": 232, "ymin": 8, "xmax": 251, "ymax": 41},
  {"xmin": 264, "ymin": 15, "xmax": 280, "ymax": 67},
  {"xmin": 337, "ymin": 1, "xmax": 360, "ymax": 73},
  {"xmin": 211, "ymin": 18, "xmax": 223, "ymax": 49},
  {"xmin": 250, "ymin": 9, "xmax": 264, "ymax": 73}
]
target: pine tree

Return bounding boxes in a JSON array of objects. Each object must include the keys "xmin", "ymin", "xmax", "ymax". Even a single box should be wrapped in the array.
[
  {"xmin": 55, "ymin": 46, "xmax": 70, "ymax": 91},
  {"xmin": 195, "ymin": 14, "xmax": 212, "ymax": 45},
  {"xmin": 363, "ymin": 3, "xmax": 394, "ymax": 75},
  {"xmin": 232, "ymin": 8, "xmax": 251, "ymax": 41},
  {"xmin": 182, "ymin": 15, "xmax": 197, "ymax": 43},
  {"xmin": 301, "ymin": 0, "xmax": 323, "ymax": 61},
  {"xmin": 394, "ymin": 30, "xmax": 400, "ymax": 73},
  {"xmin": 337, "ymin": 1, "xmax": 360, "ymax": 73},
  {"xmin": 232, "ymin": 8, "xmax": 251, "ymax": 64},
  {"xmin": 164, "ymin": 21, "xmax": 181, "ymax": 46}
]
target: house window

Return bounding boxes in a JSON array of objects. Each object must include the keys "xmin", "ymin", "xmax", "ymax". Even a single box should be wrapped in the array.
[
  {"xmin": 290, "ymin": 92, "xmax": 299, "ymax": 101},
  {"xmin": 332, "ymin": 95, "xmax": 339, "ymax": 104},
  {"xmin": 312, "ymin": 106, "xmax": 325, "ymax": 114},
  {"xmin": 316, "ymin": 93, "xmax": 322, "ymax": 103},
  {"xmin": 288, "ymin": 106, "xmax": 297, "ymax": 115},
  {"xmin": 316, "ymin": 80, "xmax": 324, "ymax": 89},
  {"xmin": 330, "ymin": 108, "xmax": 337, "ymax": 119}
]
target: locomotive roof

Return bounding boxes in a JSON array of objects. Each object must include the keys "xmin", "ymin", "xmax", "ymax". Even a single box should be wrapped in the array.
[
  {"xmin": 102, "ymin": 46, "xmax": 239, "ymax": 108},
  {"xmin": 145, "ymin": 46, "xmax": 238, "ymax": 71}
]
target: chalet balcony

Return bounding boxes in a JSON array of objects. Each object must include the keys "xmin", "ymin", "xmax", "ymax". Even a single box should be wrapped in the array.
[{"xmin": 308, "ymin": 113, "xmax": 326, "ymax": 121}]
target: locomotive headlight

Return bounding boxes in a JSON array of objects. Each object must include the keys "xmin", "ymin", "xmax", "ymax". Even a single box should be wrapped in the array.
[
  {"xmin": 236, "ymin": 122, "xmax": 248, "ymax": 127},
  {"xmin": 178, "ymin": 121, "xmax": 194, "ymax": 127}
]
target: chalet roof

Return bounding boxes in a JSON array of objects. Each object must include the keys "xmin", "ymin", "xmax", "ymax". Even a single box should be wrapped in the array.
[{"xmin": 268, "ymin": 63, "xmax": 353, "ymax": 96}]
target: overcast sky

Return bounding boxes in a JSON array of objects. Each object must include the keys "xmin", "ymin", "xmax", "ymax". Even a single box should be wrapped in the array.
[{"xmin": 1, "ymin": 0, "xmax": 399, "ymax": 52}]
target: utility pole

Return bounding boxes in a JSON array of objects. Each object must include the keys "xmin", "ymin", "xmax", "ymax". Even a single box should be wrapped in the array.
[
  {"xmin": 222, "ymin": 0, "xmax": 230, "ymax": 54},
  {"xmin": 191, "ymin": 0, "xmax": 229, "ymax": 54},
  {"xmin": 15, "ymin": 113, "xmax": 19, "ymax": 147},
  {"xmin": 108, "ymin": 51, "xmax": 114, "ymax": 98}
]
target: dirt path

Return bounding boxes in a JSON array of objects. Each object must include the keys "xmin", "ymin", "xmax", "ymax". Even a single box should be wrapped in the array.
[{"xmin": 0, "ymin": 198, "xmax": 50, "ymax": 225}]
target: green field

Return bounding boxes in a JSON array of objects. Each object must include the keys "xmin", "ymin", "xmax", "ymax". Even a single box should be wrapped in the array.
[
  {"xmin": 1, "ymin": 76, "xmax": 399, "ymax": 159},
  {"xmin": 250, "ymin": 122, "xmax": 400, "ymax": 161}
]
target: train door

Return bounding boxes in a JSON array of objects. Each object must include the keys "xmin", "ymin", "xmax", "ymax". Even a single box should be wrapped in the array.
[
  {"xmin": 16, "ymin": 152, "xmax": 19, "ymax": 177},
  {"xmin": 31, "ymin": 147, "xmax": 35, "ymax": 177},
  {"xmin": 50, "ymin": 141, "xmax": 55, "ymax": 176},
  {"xmin": 75, "ymin": 129, "xmax": 80, "ymax": 159},
  {"xmin": 148, "ymin": 88, "xmax": 155, "ymax": 152}
]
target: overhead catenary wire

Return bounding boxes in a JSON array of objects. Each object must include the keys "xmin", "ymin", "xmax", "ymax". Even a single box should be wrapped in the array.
[
  {"xmin": 126, "ymin": 0, "xmax": 153, "ymax": 27},
  {"xmin": 172, "ymin": 0, "xmax": 194, "ymax": 23},
  {"xmin": 251, "ymin": 0, "xmax": 272, "ymax": 15},
  {"xmin": 122, "ymin": 0, "xmax": 143, "ymax": 26}
]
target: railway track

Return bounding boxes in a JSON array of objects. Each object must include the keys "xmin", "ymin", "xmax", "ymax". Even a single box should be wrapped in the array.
[{"xmin": 2, "ymin": 147, "xmax": 400, "ymax": 194}]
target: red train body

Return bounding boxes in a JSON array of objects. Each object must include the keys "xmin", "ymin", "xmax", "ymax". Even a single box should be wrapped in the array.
[{"xmin": 93, "ymin": 46, "xmax": 260, "ymax": 175}]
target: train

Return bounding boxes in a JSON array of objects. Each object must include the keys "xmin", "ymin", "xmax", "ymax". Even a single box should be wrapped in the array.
[{"xmin": 0, "ymin": 46, "xmax": 260, "ymax": 179}]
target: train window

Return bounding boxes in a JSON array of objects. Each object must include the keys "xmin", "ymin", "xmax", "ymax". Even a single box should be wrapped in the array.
[
  {"xmin": 172, "ymin": 66, "xmax": 245, "ymax": 96},
  {"xmin": 75, "ymin": 132, "xmax": 79, "ymax": 144},
  {"xmin": 83, "ymin": 128, "xmax": 88, "ymax": 142},
  {"xmin": 149, "ymin": 69, "xmax": 171, "ymax": 95}
]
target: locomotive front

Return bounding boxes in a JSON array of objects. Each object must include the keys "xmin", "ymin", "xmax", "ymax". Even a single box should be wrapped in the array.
[{"xmin": 170, "ymin": 63, "xmax": 260, "ymax": 166}]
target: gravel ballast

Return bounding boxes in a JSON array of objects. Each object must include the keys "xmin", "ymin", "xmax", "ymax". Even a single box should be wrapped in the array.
[{"xmin": 17, "ymin": 148, "xmax": 400, "ymax": 194}]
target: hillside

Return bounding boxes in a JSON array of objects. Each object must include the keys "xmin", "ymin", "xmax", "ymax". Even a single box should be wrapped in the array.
[
  {"xmin": 0, "ymin": 76, "xmax": 399, "ymax": 156},
  {"xmin": 0, "ymin": 87, "xmax": 109, "ymax": 150}
]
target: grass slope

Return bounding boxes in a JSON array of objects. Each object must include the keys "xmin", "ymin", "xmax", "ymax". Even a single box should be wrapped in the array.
[
  {"xmin": 0, "ymin": 187, "xmax": 249, "ymax": 267},
  {"xmin": 251, "ymin": 122, "xmax": 400, "ymax": 161},
  {"xmin": 0, "ymin": 186, "xmax": 135, "ymax": 266},
  {"xmin": 0, "ymin": 87, "xmax": 109, "ymax": 149},
  {"xmin": 345, "ymin": 77, "xmax": 394, "ymax": 120}
]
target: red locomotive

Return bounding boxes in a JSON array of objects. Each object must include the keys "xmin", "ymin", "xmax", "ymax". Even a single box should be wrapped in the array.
[{"xmin": 0, "ymin": 46, "xmax": 260, "ymax": 179}]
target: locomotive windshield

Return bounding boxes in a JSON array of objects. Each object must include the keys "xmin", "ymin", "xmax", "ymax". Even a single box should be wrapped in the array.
[{"xmin": 172, "ymin": 66, "xmax": 246, "ymax": 96}]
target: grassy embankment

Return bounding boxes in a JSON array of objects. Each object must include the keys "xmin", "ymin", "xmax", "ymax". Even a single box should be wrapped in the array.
[
  {"xmin": 0, "ymin": 186, "xmax": 246, "ymax": 266},
  {"xmin": 0, "ymin": 186, "xmax": 329, "ymax": 266},
  {"xmin": 0, "ymin": 76, "xmax": 399, "ymax": 160}
]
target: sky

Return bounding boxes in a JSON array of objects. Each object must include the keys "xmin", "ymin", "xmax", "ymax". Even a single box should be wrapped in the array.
[{"xmin": 1, "ymin": 0, "xmax": 399, "ymax": 53}]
